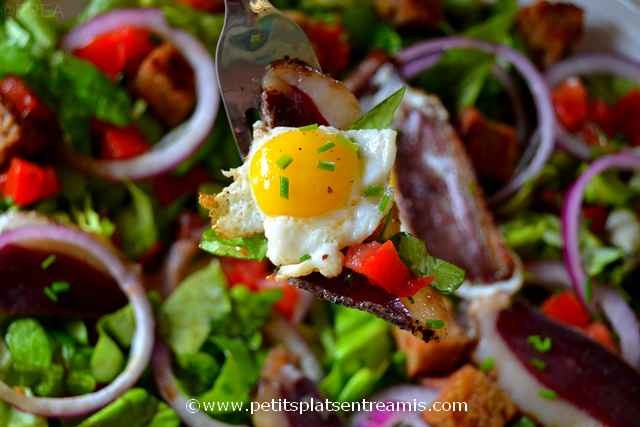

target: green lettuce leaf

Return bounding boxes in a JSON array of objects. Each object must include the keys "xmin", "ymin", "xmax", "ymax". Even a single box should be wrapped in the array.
[
  {"xmin": 200, "ymin": 229, "xmax": 268, "ymax": 260},
  {"xmin": 116, "ymin": 183, "xmax": 158, "ymax": 259},
  {"xmin": 349, "ymin": 87, "xmax": 406, "ymax": 130},
  {"xmin": 391, "ymin": 233, "xmax": 466, "ymax": 294}
]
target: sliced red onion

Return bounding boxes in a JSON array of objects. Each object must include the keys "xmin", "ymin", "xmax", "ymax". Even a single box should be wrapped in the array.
[
  {"xmin": 61, "ymin": 9, "xmax": 218, "ymax": 180},
  {"xmin": 263, "ymin": 315, "xmax": 323, "ymax": 382},
  {"xmin": 397, "ymin": 36, "xmax": 555, "ymax": 203},
  {"xmin": 546, "ymin": 53, "xmax": 640, "ymax": 160},
  {"xmin": 163, "ymin": 238, "xmax": 200, "ymax": 298},
  {"xmin": 524, "ymin": 260, "xmax": 572, "ymax": 289},
  {"xmin": 561, "ymin": 152, "xmax": 640, "ymax": 303},
  {"xmin": 596, "ymin": 287, "xmax": 640, "ymax": 369},
  {"xmin": 351, "ymin": 385, "xmax": 437, "ymax": 427},
  {"xmin": 0, "ymin": 224, "xmax": 154, "ymax": 417},
  {"xmin": 153, "ymin": 342, "xmax": 243, "ymax": 427}
]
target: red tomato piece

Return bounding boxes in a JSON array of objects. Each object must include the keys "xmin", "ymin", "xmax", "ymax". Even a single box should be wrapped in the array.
[
  {"xmin": 100, "ymin": 124, "xmax": 150, "ymax": 160},
  {"xmin": 74, "ymin": 27, "xmax": 154, "ymax": 79},
  {"xmin": 0, "ymin": 76, "xmax": 51, "ymax": 119},
  {"xmin": 345, "ymin": 241, "xmax": 415, "ymax": 296},
  {"xmin": 613, "ymin": 89, "xmax": 640, "ymax": 146},
  {"xmin": 541, "ymin": 291, "xmax": 591, "ymax": 328},
  {"xmin": 552, "ymin": 78, "xmax": 588, "ymax": 133},
  {"xmin": 586, "ymin": 321, "xmax": 617, "ymax": 352},
  {"xmin": 588, "ymin": 99, "xmax": 615, "ymax": 136},
  {"xmin": 1, "ymin": 158, "xmax": 59, "ymax": 206},
  {"xmin": 221, "ymin": 258, "xmax": 270, "ymax": 291}
]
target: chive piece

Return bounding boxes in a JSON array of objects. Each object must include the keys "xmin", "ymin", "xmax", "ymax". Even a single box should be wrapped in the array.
[
  {"xmin": 317, "ymin": 160, "xmax": 336, "ymax": 171},
  {"xmin": 527, "ymin": 335, "xmax": 552, "ymax": 352},
  {"xmin": 299, "ymin": 254, "xmax": 311, "ymax": 262},
  {"xmin": 276, "ymin": 155, "xmax": 293, "ymax": 170},
  {"xmin": 364, "ymin": 185, "xmax": 384, "ymax": 197},
  {"xmin": 44, "ymin": 287, "xmax": 58, "ymax": 302},
  {"xmin": 280, "ymin": 176, "xmax": 289, "ymax": 199},
  {"xmin": 51, "ymin": 281, "xmax": 70, "ymax": 293},
  {"xmin": 584, "ymin": 278, "xmax": 593, "ymax": 303},
  {"xmin": 317, "ymin": 142, "xmax": 336, "ymax": 153},
  {"xmin": 299, "ymin": 124, "xmax": 319, "ymax": 131},
  {"xmin": 538, "ymin": 388, "xmax": 557, "ymax": 400},
  {"xmin": 479, "ymin": 357, "xmax": 494, "ymax": 373},
  {"xmin": 425, "ymin": 319, "xmax": 445, "ymax": 329},
  {"xmin": 530, "ymin": 357, "xmax": 546, "ymax": 370},
  {"xmin": 41, "ymin": 254, "xmax": 56, "ymax": 270},
  {"xmin": 378, "ymin": 191, "xmax": 392, "ymax": 213}
]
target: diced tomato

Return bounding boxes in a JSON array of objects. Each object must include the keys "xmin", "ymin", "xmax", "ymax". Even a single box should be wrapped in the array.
[
  {"xmin": 552, "ymin": 78, "xmax": 588, "ymax": 132},
  {"xmin": 612, "ymin": 89, "xmax": 640, "ymax": 146},
  {"xmin": 586, "ymin": 321, "xmax": 617, "ymax": 352},
  {"xmin": 1, "ymin": 158, "xmax": 59, "ymax": 206},
  {"xmin": 0, "ymin": 76, "xmax": 51, "ymax": 119},
  {"xmin": 221, "ymin": 258, "xmax": 270, "ymax": 291},
  {"xmin": 541, "ymin": 291, "xmax": 591, "ymax": 328},
  {"xmin": 153, "ymin": 167, "xmax": 211, "ymax": 206},
  {"xmin": 99, "ymin": 124, "xmax": 150, "ymax": 160},
  {"xmin": 74, "ymin": 27, "xmax": 155, "ymax": 79},
  {"xmin": 588, "ymin": 99, "xmax": 615, "ymax": 136},
  {"xmin": 297, "ymin": 18, "xmax": 350, "ymax": 76},
  {"xmin": 345, "ymin": 241, "xmax": 417, "ymax": 296},
  {"xmin": 270, "ymin": 281, "xmax": 301, "ymax": 321},
  {"xmin": 176, "ymin": 0, "xmax": 224, "ymax": 12},
  {"xmin": 582, "ymin": 205, "xmax": 608, "ymax": 235}
]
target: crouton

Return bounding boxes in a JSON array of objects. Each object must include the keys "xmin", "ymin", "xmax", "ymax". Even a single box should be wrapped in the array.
[{"xmin": 374, "ymin": 0, "xmax": 442, "ymax": 29}]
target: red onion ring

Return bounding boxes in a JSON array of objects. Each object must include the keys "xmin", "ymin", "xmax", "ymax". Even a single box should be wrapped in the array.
[
  {"xmin": 61, "ymin": 9, "xmax": 218, "ymax": 181},
  {"xmin": 153, "ymin": 342, "xmax": 243, "ymax": 427},
  {"xmin": 561, "ymin": 152, "xmax": 640, "ymax": 303},
  {"xmin": 0, "ymin": 224, "xmax": 154, "ymax": 417},
  {"xmin": 163, "ymin": 238, "xmax": 200, "ymax": 298},
  {"xmin": 546, "ymin": 53, "xmax": 640, "ymax": 160},
  {"xmin": 491, "ymin": 65, "xmax": 529, "ymax": 143},
  {"xmin": 524, "ymin": 260, "xmax": 572, "ymax": 289},
  {"xmin": 263, "ymin": 315, "xmax": 323, "ymax": 382},
  {"xmin": 396, "ymin": 36, "xmax": 555, "ymax": 203},
  {"xmin": 596, "ymin": 287, "xmax": 640, "ymax": 370},
  {"xmin": 351, "ymin": 385, "xmax": 437, "ymax": 427}
]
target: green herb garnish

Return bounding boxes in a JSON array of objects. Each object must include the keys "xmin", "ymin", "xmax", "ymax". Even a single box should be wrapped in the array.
[
  {"xmin": 530, "ymin": 358, "xmax": 546, "ymax": 370},
  {"xmin": 276, "ymin": 155, "xmax": 293, "ymax": 170},
  {"xmin": 44, "ymin": 287, "xmax": 58, "ymax": 302},
  {"xmin": 299, "ymin": 254, "xmax": 311, "ymax": 262},
  {"xmin": 378, "ymin": 191, "xmax": 392, "ymax": 213},
  {"xmin": 41, "ymin": 254, "xmax": 56, "ymax": 270},
  {"xmin": 479, "ymin": 357, "xmax": 494, "ymax": 373},
  {"xmin": 318, "ymin": 160, "xmax": 336, "ymax": 171},
  {"xmin": 364, "ymin": 185, "xmax": 384, "ymax": 197},
  {"xmin": 317, "ymin": 142, "xmax": 336, "ymax": 153},
  {"xmin": 299, "ymin": 123, "xmax": 319, "ymax": 131},
  {"xmin": 528, "ymin": 335, "xmax": 552, "ymax": 353},
  {"xmin": 538, "ymin": 388, "xmax": 557, "ymax": 400},
  {"xmin": 280, "ymin": 176, "xmax": 289, "ymax": 199},
  {"xmin": 425, "ymin": 319, "xmax": 445, "ymax": 329},
  {"xmin": 44, "ymin": 281, "xmax": 71, "ymax": 302}
]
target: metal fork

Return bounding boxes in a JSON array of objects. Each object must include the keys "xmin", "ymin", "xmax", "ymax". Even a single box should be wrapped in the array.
[{"xmin": 216, "ymin": 0, "xmax": 320, "ymax": 156}]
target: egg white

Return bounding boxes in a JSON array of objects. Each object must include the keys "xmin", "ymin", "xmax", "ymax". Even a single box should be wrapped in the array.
[{"xmin": 211, "ymin": 122, "xmax": 397, "ymax": 278}]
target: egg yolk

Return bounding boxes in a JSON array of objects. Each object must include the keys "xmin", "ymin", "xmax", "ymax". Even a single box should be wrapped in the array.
[{"xmin": 249, "ymin": 128, "xmax": 361, "ymax": 218}]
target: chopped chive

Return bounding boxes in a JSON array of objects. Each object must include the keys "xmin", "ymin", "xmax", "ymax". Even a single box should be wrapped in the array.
[
  {"xmin": 280, "ymin": 176, "xmax": 289, "ymax": 199},
  {"xmin": 584, "ymin": 278, "xmax": 593, "ymax": 303},
  {"xmin": 317, "ymin": 160, "xmax": 336, "ymax": 171},
  {"xmin": 378, "ymin": 191, "xmax": 392, "ymax": 213},
  {"xmin": 41, "ymin": 254, "xmax": 56, "ymax": 270},
  {"xmin": 530, "ymin": 357, "xmax": 546, "ymax": 370},
  {"xmin": 51, "ymin": 281, "xmax": 71, "ymax": 293},
  {"xmin": 425, "ymin": 319, "xmax": 445, "ymax": 329},
  {"xmin": 276, "ymin": 155, "xmax": 293, "ymax": 170},
  {"xmin": 317, "ymin": 142, "xmax": 336, "ymax": 153},
  {"xmin": 528, "ymin": 335, "xmax": 552, "ymax": 353},
  {"xmin": 299, "ymin": 124, "xmax": 319, "ymax": 131},
  {"xmin": 44, "ymin": 287, "xmax": 58, "ymax": 302},
  {"xmin": 299, "ymin": 254, "xmax": 311, "ymax": 262},
  {"xmin": 479, "ymin": 357, "xmax": 494, "ymax": 373},
  {"xmin": 364, "ymin": 185, "xmax": 384, "ymax": 197},
  {"xmin": 538, "ymin": 388, "xmax": 557, "ymax": 400}
]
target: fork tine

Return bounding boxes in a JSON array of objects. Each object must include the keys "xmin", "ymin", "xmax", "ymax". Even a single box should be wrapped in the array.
[{"xmin": 216, "ymin": 0, "xmax": 320, "ymax": 156}]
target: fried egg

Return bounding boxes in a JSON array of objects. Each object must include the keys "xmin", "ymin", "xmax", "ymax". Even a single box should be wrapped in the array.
[{"xmin": 208, "ymin": 122, "xmax": 397, "ymax": 278}]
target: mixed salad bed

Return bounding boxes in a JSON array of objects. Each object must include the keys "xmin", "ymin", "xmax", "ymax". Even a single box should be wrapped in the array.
[{"xmin": 0, "ymin": 0, "xmax": 639, "ymax": 426}]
